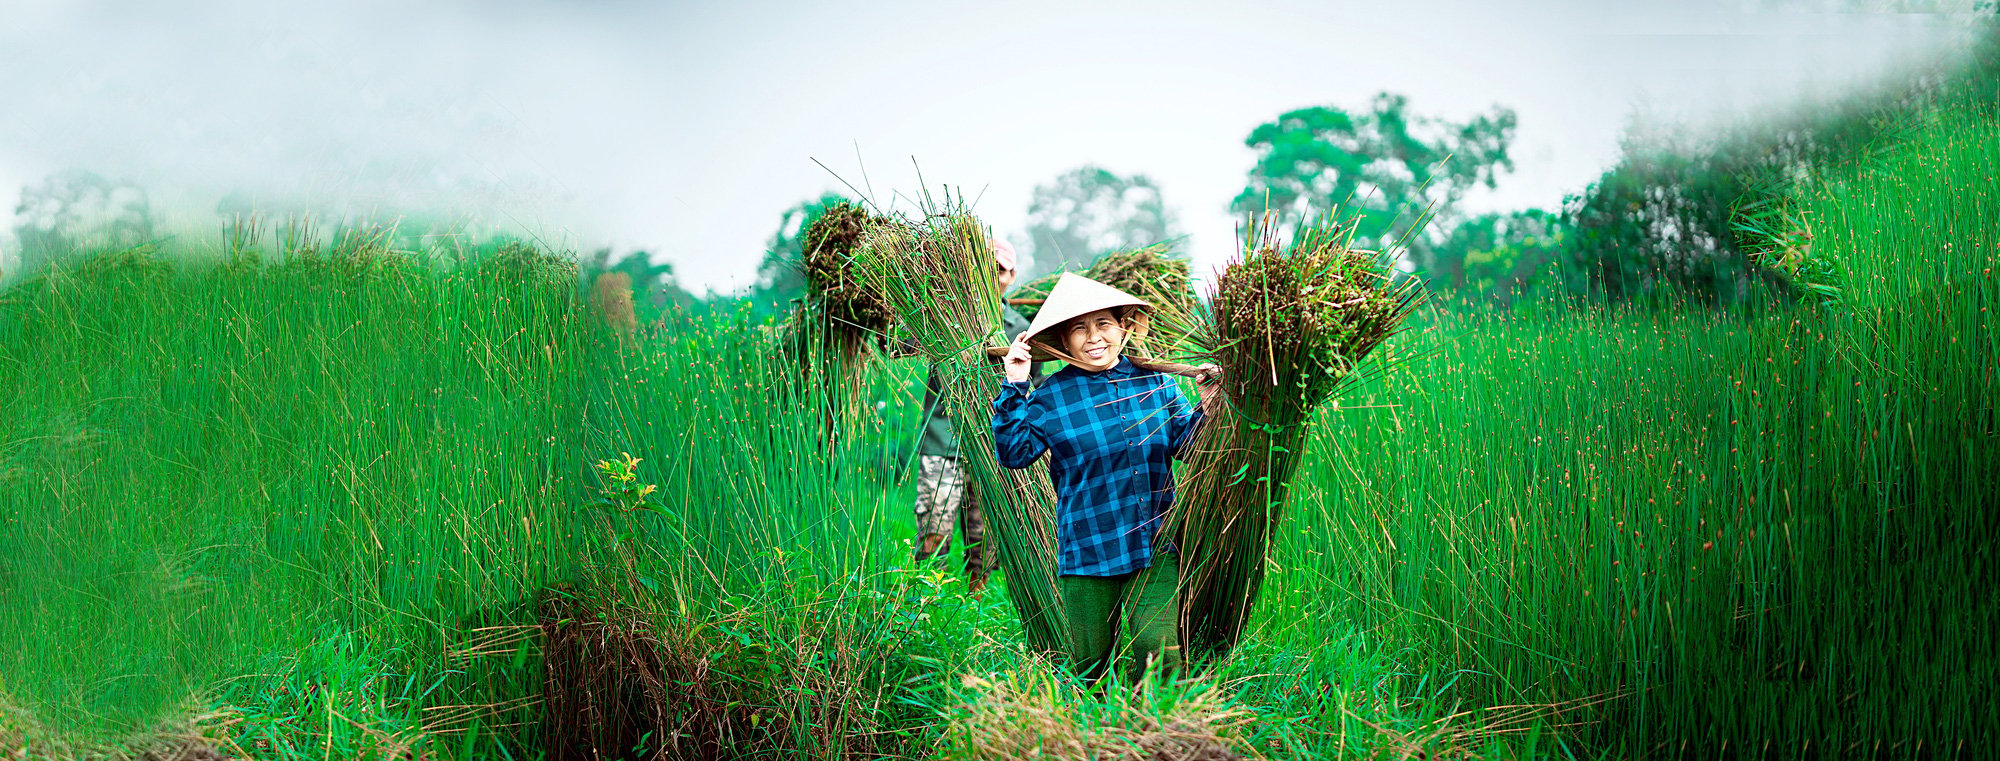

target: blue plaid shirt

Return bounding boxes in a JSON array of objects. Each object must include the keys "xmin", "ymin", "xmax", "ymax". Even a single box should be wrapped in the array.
[{"xmin": 992, "ymin": 356, "xmax": 1204, "ymax": 577}]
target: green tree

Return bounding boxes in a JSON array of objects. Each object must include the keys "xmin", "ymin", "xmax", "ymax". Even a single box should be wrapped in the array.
[
  {"xmin": 1232, "ymin": 93, "xmax": 1516, "ymax": 282},
  {"xmin": 1434, "ymin": 208, "xmax": 1576, "ymax": 304},
  {"xmin": 1022, "ymin": 166, "xmax": 1177, "ymax": 279},
  {"xmin": 751, "ymin": 192, "xmax": 850, "ymax": 313}
]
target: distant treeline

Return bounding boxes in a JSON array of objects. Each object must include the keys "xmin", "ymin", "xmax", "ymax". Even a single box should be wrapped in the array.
[
  {"xmin": 744, "ymin": 14, "xmax": 1998, "ymax": 314},
  {"xmin": 8, "ymin": 16, "xmax": 1992, "ymax": 319}
]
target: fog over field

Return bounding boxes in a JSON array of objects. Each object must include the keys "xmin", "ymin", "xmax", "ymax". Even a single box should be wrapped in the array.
[{"xmin": 0, "ymin": 0, "xmax": 1981, "ymax": 291}]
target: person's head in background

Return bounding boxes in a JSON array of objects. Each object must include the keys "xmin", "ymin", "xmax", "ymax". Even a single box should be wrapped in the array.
[{"xmin": 992, "ymin": 237, "xmax": 1018, "ymax": 292}]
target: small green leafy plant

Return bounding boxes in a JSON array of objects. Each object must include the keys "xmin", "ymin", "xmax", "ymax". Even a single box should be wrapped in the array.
[
  {"xmin": 590, "ymin": 452, "xmax": 662, "ymax": 517},
  {"xmin": 587, "ymin": 452, "xmax": 669, "ymax": 596}
]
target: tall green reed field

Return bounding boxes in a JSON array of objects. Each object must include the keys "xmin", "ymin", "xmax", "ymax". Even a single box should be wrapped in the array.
[
  {"xmin": 0, "ymin": 229, "xmax": 954, "ymax": 754},
  {"xmin": 0, "ymin": 227, "xmax": 1542, "ymax": 758},
  {"xmin": 5, "ymin": 98, "xmax": 1986, "ymax": 758},
  {"xmin": 1261, "ymin": 99, "xmax": 1997, "ymax": 751},
  {"xmin": 0, "ymin": 236, "xmax": 602, "ymax": 741}
]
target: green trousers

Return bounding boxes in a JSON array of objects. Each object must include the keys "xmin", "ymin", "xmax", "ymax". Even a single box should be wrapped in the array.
[{"xmin": 1060, "ymin": 552, "xmax": 1181, "ymax": 684}]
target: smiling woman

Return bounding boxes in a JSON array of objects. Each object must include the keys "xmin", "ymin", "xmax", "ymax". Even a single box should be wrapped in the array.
[{"xmin": 992, "ymin": 273, "xmax": 1220, "ymax": 684}]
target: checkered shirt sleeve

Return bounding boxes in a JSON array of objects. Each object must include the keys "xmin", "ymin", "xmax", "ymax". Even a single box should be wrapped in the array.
[{"xmin": 992, "ymin": 356, "xmax": 1205, "ymax": 577}]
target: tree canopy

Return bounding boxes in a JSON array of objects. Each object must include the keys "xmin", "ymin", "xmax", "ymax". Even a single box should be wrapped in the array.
[
  {"xmin": 1433, "ymin": 208, "xmax": 1575, "ymax": 304},
  {"xmin": 1233, "ymin": 93, "xmax": 1516, "ymax": 280}
]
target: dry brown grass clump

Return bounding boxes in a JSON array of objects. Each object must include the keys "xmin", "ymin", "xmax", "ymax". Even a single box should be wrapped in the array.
[
  {"xmin": 538, "ymin": 580, "xmax": 943, "ymax": 760},
  {"xmin": 1, "ymin": 700, "xmax": 39, "ymax": 760},
  {"xmin": 588, "ymin": 271, "xmax": 638, "ymax": 339},
  {"xmin": 0, "ymin": 699, "xmax": 244, "ymax": 761},
  {"xmin": 944, "ymin": 670, "xmax": 1256, "ymax": 761},
  {"xmin": 132, "ymin": 734, "xmax": 236, "ymax": 761},
  {"xmin": 538, "ymin": 589, "xmax": 672, "ymax": 761}
]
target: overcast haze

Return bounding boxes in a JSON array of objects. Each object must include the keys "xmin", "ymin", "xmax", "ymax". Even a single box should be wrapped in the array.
[{"xmin": 0, "ymin": 0, "xmax": 1982, "ymax": 292}]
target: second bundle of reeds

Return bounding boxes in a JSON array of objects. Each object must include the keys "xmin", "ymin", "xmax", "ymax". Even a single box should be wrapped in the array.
[
  {"xmin": 1012, "ymin": 245, "xmax": 1196, "ymax": 349},
  {"xmin": 1164, "ymin": 214, "xmax": 1422, "ymax": 663},
  {"xmin": 852, "ymin": 209, "xmax": 1070, "ymax": 658},
  {"xmin": 792, "ymin": 202, "xmax": 897, "ymax": 439}
]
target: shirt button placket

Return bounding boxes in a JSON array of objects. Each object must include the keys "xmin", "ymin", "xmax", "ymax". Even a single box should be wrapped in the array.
[
  {"xmin": 1120, "ymin": 381, "xmax": 1133, "ymax": 475},
  {"xmin": 1128, "ymin": 388, "xmax": 1140, "ymax": 476},
  {"xmin": 1120, "ymin": 400, "xmax": 1129, "ymax": 482}
]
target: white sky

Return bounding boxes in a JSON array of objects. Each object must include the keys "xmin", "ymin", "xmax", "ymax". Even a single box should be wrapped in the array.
[{"xmin": 0, "ymin": 0, "xmax": 1983, "ymax": 292}]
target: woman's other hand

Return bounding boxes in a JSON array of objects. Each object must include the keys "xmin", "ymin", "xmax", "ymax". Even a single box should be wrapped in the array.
[
  {"xmin": 1193, "ymin": 363, "xmax": 1223, "ymax": 409},
  {"xmin": 1003, "ymin": 336, "xmax": 1035, "ymax": 383}
]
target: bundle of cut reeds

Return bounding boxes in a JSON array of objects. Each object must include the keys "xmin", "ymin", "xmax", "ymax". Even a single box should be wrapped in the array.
[
  {"xmin": 1010, "ymin": 270, "xmax": 1061, "ymax": 314},
  {"xmin": 792, "ymin": 202, "xmax": 897, "ymax": 437},
  {"xmin": 1160, "ymin": 214, "xmax": 1423, "ymax": 663},
  {"xmin": 803, "ymin": 202, "xmax": 896, "ymax": 336},
  {"xmin": 852, "ymin": 209, "xmax": 1070, "ymax": 658},
  {"xmin": 1011, "ymin": 245, "xmax": 1194, "ymax": 339}
]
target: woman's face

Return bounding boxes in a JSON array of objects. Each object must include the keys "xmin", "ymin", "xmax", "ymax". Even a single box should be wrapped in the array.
[{"xmin": 1060, "ymin": 308, "xmax": 1126, "ymax": 372}]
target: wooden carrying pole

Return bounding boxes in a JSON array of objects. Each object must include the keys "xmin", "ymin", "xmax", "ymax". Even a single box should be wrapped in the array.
[{"xmin": 983, "ymin": 346, "xmax": 1205, "ymax": 378}]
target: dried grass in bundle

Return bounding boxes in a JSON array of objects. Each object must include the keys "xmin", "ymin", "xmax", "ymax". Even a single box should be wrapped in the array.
[
  {"xmin": 540, "ymin": 589, "xmax": 803, "ymax": 760},
  {"xmin": 1164, "ymin": 214, "xmax": 1423, "ymax": 664},
  {"xmin": 0, "ymin": 700, "xmax": 242, "ymax": 761},
  {"xmin": 538, "ymin": 574, "xmax": 949, "ymax": 759},
  {"xmin": 1008, "ymin": 270, "xmax": 1062, "ymax": 319},
  {"xmin": 852, "ymin": 209, "xmax": 1070, "ymax": 659},
  {"xmin": 803, "ymin": 202, "xmax": 896, "ymax": 336},
  {"xmin": 792, "ymin": 202, "xmax": 898, "ymax": 439},
  {"xmin": 1008, "ymin": 245, "xmax": 1194, "ymax": 337},
  {"xmin": 539, "ymin": 590, "xmax": 670, "ymax": 761}
]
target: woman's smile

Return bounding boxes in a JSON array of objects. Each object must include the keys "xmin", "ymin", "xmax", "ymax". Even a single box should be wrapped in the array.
[{"xmin": 1056, "ymin": 308, "xmax": 1128, "ymax": 371}]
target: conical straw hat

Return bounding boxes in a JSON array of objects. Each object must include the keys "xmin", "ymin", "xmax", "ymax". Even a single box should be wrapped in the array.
[{"xmin": 1020, "ymin": 273, "xmax": 1152, "ymax": 362}]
